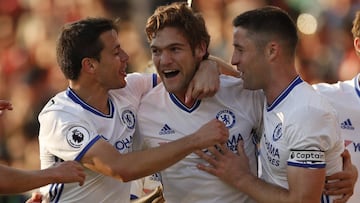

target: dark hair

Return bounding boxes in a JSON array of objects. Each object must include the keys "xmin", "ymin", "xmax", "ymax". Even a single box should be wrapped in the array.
[
  {"xmin": 56, "ymin": 17, "xmax": 118, "ymax": 80},
  {"xmin": 145, "ymin": 2, "xmax": 210, "ymax": 56},
  {"xmin": 233, "ymin": 6, "xmax": 298, "ymax": 57}
]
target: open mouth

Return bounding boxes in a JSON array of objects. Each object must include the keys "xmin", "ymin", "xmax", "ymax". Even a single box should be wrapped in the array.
[{"xmin": 163, "ymin": 70, "xmax": 180, "ymax": 78}]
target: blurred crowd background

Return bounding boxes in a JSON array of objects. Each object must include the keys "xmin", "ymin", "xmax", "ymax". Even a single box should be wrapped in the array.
[{"xmin": 0, "ymin": 0, "xmax": 359, "ymax": 201}]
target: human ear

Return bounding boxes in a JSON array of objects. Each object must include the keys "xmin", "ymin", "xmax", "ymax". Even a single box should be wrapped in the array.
[
  {"xmin": 195, "ymin": 41, "xmax": 207, "ymax": 60},
  {"xmin": 354, "ymin": 37, "xmax": 360, "ymax": 55},
  {"xmin": 266, "ymin": 42, "xmax": 278, "ymax": 61},
  {"xmin": 81, "ymin": 58, "xmax": 95, "ymax": 73}
]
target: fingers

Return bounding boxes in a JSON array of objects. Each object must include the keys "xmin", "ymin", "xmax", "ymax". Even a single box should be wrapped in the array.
[
  {"xmin": 185, "ymin": 81, "xmax": 195, "ymax": 105},
  {"xmin": 78, "ymin": 172, "xmax": 86, "ymax": 186},
  {"xmin": 73, "ymin": 162, "xmax": 86, "ymax": 186},
  {"xmin": 325, "ymin": 149, "xmax": 357, "ymax": 200},
  {"xmin": 196, "ymin": 147, "xmax": 218, "ymax": 167},
  {"xmin": 196, "ymin": 160, "xmax": 217, "ymax": 176},
  {"xmin": 196, "ymin": 148, "xmax": 220, "ymax": 176},
  {"xmin": 56, "ymin": 161, "xmax": 86, "ymax": 185},
  {"xmin": 185, "ymin": 83, "xmax": 217, "ymax": 104},
  {"xmin": 25, "ymin": 192, "xmax": 42, "ymax": 203},
  {"xmin": 333, "ymin": 195, "xmax": 350, "ymax": 203},
  {"xmin": 341, "ymin": 149, "xmax": 352, "ymax": 169},
  {"xmin": 341, "ymin": 149, "xmax": 350, "ymax": 160},
  {"xmin": 236, "ymin": 140, "xmax": 246, "ymax": 157}
]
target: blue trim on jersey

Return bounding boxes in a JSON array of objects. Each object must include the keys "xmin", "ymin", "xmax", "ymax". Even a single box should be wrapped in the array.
[
  {"xmin": 169, "ymin": 93, "xmax": 201, "ymax": 113},
  {"xmin": 287, "ymin": 161, "xmax": 326, "ymax": 169},
  {"xmin": 321, "ymin": 193, "xmax": 330, "ymax": 203},
  {"xmin": 49, "ymin": 183, "xmax": 64, "ymax": 203},
  {"xmin": 75, "ymin": 135, "xmax": 103, "ymax": 161},
  {"xmin": 130, "ymin": 194, "xmax": 139, "ymax": 200},
  {"xmin": 354, "ymin": 74, "xmax": 360, "ymax": 98},
  {"xmin": 267, "ymin": 76, "xmax": 303, "ymax": 111},
  {"xmin": 66, "ymin": 87, "xmax": 114, "ymax": 118},
  {"xmin": 152, "ymin": 73, "xmax": 158, "ymax": 88}
]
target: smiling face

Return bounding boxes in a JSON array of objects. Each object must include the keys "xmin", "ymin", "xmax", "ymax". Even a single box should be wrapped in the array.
[
  {"xmin": 91, "ymin": 29, "xmax": 129, "ymax": 90},
  {"xmin": 231, "ymin": 27, "xmax": 267, "ymax": 90},
  {"xmin": 150, "ymin": 27, "xmax": 205, "ymax": 97}
]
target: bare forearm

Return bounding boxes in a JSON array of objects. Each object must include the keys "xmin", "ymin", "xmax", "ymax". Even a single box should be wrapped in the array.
[
  {"xmin": 0, "ymin": 165, "xmax": 56, "ymax": 194},
  {"xmin": 83, "ymin": 119, "xmax": 227, "ymax": 182},
  {"xmin": 235, "ymin": 174, "xmax": 295, "ymax": 203},
  {"xmin": 120, "ymin": 134, "xmax": 199, "ymax": 181},
  {"xmin": 235, "ymin": 171, "xmax": 324, "ymax": 203}
]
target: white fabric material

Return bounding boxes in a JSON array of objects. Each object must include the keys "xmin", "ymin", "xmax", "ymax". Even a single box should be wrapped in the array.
[
  {"xmin": 135, "ymin": 75, "xmax": 264, "ymax": 203},
  {"xmin": 260, "ymin": 76, "xmax": 344, "ymax": 203},
  {"xmin": 39, "ymin": 73, "xmax": 154, "ymax": 203},
  {"xmin": 313, "ymin": 73, "xmax": 360, "ymax": 203}
]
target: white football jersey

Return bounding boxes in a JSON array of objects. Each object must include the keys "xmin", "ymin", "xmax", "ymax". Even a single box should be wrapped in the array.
[
  {"xmin": 135, "ymin": 75, "xmax": 264, "ymax": 203},
  {"xmin": 260, "ymin": 76, "xmax": 344, "ymax": 203},
  {"xmin": 313, "ymin": 73, "xmax": 360, "ymax": 203},
  {"xmin": 38, "ymin": 73, "xmax": 156, "ymax": 203}
]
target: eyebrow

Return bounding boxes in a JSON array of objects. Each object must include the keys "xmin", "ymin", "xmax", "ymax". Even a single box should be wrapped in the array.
[{"xmin": 150, "ymin": 42, "xmax": 186, "ymax": 49}]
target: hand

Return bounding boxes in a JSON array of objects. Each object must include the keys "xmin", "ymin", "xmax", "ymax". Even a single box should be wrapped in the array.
[
  {"xmin": 0, "ymin": 100, "xmax": 13, "ymax": 115},
  {"xmin": 25, "ymin": 192, "xmax": 42, "ymax": 203},
  {"xmin": 185, "ymin": 60, "xmax": 219, "ymax": 105},
  {"xmin": 196, "ymin": 140, "xmax": 252, "ymax": 189},
  {"xmin": 50, "ymin": 161, "xmax": 86, "ymax": 186},
  {"xmin": 191, "ymin": 119, "xmax": 228, "ymax": 150},
  {"xmin": 324, "ymin": 149, "xmax": 358, "ymax": 203}
]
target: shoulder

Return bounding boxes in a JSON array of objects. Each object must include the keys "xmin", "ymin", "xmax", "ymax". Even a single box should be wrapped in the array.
[
  {"xmin": 218, "ymin": 75, "xmax": 264, "ymax": 102},
  {"xmin": 39, "ymin": 91, "xmax": 85, "ymax": 122},
  {"xmin": 289, "ymin": 83, "xmax": 337, "ymax": 120}
]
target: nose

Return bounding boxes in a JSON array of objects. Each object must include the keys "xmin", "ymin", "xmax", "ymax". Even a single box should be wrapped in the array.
[
  {"xmin": 120, "ymin": 50, "xmax": 129, "ymax": 62},
  {"xmin": 159, "ymin": 51, "xmax": 172, "ymax": 65},
  {"xmin": 230, "ymin": 54, "xmax": 238, "ymax": 66}
]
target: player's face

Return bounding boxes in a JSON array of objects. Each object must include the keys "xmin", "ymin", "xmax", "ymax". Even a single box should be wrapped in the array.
[
  {"xmin": 92, "ymin": 29, "xmax": 129, "ymax": 90},
  {"xmin": 231, "ymin": 27, "xmax": 267, "ymax": 90},
  {"xmin": 150, "ymin": 27, "xmax": 204, "ymax": 96}
]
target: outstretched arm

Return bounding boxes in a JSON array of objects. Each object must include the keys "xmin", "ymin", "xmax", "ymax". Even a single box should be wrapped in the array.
[
  {"xmin": 81, "ymin": 119, "xmax": 228, "ymax": 182},
  {"xmin": 0, "ymin": 161, "xmax": 85, "ymax": 194}
]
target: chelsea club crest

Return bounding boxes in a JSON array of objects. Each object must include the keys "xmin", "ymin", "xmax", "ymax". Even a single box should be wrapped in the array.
[
  {"xmin": 216, "ymin": 109, "xmax": 235, "ymax": 128},
  {"xmin": 273, "ymin": 123, "xmax": 282, "ymax": 141},
  {"xmin": 121, "ymin": 110, "xmax": 136, "ymax": 129}
]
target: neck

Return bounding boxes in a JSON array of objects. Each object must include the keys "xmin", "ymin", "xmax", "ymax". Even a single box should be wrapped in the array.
[
  {"xmin": 69, "ymin": 81, "xmax": 109, "ymax": 114},
  {"xmin": 263, "ymin": 72, "xmax": 298, "ymax": 105}
]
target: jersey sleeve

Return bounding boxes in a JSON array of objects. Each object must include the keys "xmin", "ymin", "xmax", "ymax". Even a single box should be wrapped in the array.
[
  {"xmin": 39, "ymin": 110, "xmax": 102, "ymax": 162},
  {"xmin": 285, "ymin": 105, "xmax": 341, "ymax": 169}
]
